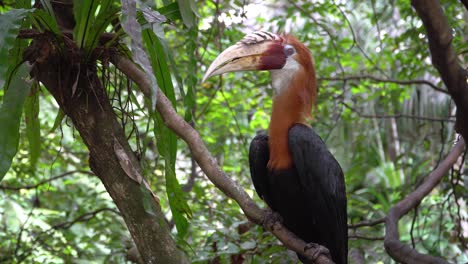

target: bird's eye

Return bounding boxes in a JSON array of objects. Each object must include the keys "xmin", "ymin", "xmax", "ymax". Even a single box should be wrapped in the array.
[{"xmin": 284, "ymin": 45, "xmax": 296, "ymax": 56}]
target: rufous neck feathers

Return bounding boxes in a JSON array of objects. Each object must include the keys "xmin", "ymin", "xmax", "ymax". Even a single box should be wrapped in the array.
[{"xmin": 267, "ymin": 59, "xmax": 316, "ymax": 170}]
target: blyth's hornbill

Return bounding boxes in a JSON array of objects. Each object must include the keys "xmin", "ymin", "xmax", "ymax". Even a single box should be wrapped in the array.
[{"xmin": 203, "ymin": 31, "xmax": 347, "ymax": 264}]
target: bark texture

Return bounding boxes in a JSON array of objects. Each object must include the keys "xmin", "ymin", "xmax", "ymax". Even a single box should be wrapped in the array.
[
  {"xmin": 412, "ymin": 0, "xmax": 468, "ymax": 141},
  {"xmin": 28, "ymin": 44, "xmax": 187, "ymax": 264},
  {"xmin": 25, "ymin": 2, "xmax": 188, "ymax": 263}
]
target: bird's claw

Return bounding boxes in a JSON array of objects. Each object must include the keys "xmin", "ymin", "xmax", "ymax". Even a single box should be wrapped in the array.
[
  {"xmin": 262, "ymin": 209, "xmax": 283, "ymax": 231},
  {"xmin": 304, "ymin": 243, "xmax": 331, "ymax": 261}
]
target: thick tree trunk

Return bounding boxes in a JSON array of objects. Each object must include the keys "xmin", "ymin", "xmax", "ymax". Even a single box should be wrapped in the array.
[
  {"xmin": 27, "ymin": 34, "xmax": 188, "ymax": 264},
  {"xmin": 23, "ymin": 1, "xmax": 188, "ymax": 262}
]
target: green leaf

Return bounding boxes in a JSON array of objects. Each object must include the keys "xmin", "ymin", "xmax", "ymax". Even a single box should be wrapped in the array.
[
  {"xmin": 183, "ymin": 27, "xmax": 198, "ymax": 121},
  {"xmin": 0, "ymin": 63, "xmax": 32, "ymax": 181},
  {"xmin": 157, "ymin": 2, "xmax": 182, "ymax": 21},
  {"xmin": 143, "ymin": 24, "xmax": 191, "ymax": 238},
  {"xmin": 73, "ymin": 0, "xmax": 99, "ymax": 49},
  {"xmin": 24, "ymin": 83, "xmax": 41, "ymax": 171},
  {"xmin": 240, "ymin": 241, "xmax": 256, "ymax": 250},
  {"xmin": 49, "ymin": 109, "xmax": 65, "ymax": 133},
  {"xmin": 15, "ymin": 0, "xmax": 31, "ymax": 8},
  {"xmin": 84, "ymin": 1, "xmax": 119, "ymax": 54},
  {"xmin": 142, "ymin": 29, "xmax": 176, "ymax": 106},
  {"xmin": 141, "ymin": 184, "xmax": 158, "ymax": 216},
  {"xmin": 165, "ymin": 162, "xmax": 190, "ymax": 237},
  {"xmin": 39, "ymin": 0, "xmax": 55, "ymax": 17},
  {"xmin": 153, "ymin": 115, "xmax": 191, "ymax": 238},
  {"xmin": 176, "ymin": 0, "xmax": 197, "ymax": 28},
  {"xmin": 29, "ymin": 9, "xmax": 60, "ymax": 34},
  {"xmin": 161, "ymin": 0, "xmax": 172, "ymax": 6},
  {"xmin": 143, "ymin": 22, "xmax": 192, "ymax": 120},
  {"xmin": 73, "ymin": 0, "xmax": 118, "ymax": 58},
  {"xmin": 0, "ymin": 8, "xmax": 33, "ymax": 89}
]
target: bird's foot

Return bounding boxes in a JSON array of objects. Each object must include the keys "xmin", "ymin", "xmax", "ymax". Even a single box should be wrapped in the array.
[
  {"xmin": 262, "ymin": 209, "xmax": 283, "ymax": 231},
  {"xmin": 303, "ymin": 243, "xmax": 331, "ymax": 261}
]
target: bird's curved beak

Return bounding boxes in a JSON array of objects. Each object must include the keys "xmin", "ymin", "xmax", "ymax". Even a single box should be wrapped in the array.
[{"xmin": 202, "ymin": 33, "xmax": 286, "ymax": 82}]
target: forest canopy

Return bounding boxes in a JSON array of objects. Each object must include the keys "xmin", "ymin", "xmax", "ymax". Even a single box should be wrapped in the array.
[{"xmin": 0, "ymin": 0, "xmax": 467, "ymax": 263}]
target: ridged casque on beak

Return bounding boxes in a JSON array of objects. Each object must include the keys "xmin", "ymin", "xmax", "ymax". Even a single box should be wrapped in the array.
[{"xmin": 202, "ymin": 31, "xmax": 286, "ymax": 82}]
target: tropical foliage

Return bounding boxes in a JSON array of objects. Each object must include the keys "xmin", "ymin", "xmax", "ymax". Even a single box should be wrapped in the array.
[{"xmin": 0, "ymin": 0, "xmax": 466, "ymax": 263}]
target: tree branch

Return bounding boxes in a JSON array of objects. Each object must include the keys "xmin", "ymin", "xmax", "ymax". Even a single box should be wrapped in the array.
[
  {"xmin": 341, "ymin": 102, "xmax": 455, "ymax": 123},
  {"xmin": 411, "ymin": 0, "xmax": 468, "ymax": 141},
  {"xmin": 384, "ymin": 137, "xmax": 465, "ymax": 264},
  {"xmin": 348, "ymin": 217, "xmax": 385, "ymax": 229},
  {"xmin": 320, "ymin": 75, "xmax": 447, "ymax": 94},
  {"xmin": 349, "ymin": 234, "xmax": 384, "ymax": 241},
  {"xmin": 0, "ymin": 170, "xmax": 94, "ymax": 191},
  {"xmin": 52, "ymin": 208, "xmax": 121, "ymax": 230},
  {"xmin": 110, "ymin": 54, "xmax": 334, "ymax": 264}
]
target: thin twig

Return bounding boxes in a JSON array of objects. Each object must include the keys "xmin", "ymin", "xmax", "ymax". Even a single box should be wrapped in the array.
[
  {"xmin": 0, "ymin": 170, "xmax": 94, "ymax": 191},
  {"xmin": 348, "ymin": 217, "xmax": 385, "ymax": 228},
  {"xmin": 349, "ymin": 234, "xmax": 384, "ymax": 241},
  {"xmin": 341, "ymin": 102, "xmax": 455, "ymax": 122},
  {"xmin": 320, "ymin": 75, "xmax": 447, "ymax": 94},
  {"xmin": 52, "ymin": 208, "xmax": 121, "ymax": 230}
]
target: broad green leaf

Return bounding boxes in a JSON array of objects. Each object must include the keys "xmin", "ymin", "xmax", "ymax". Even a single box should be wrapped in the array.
[
  {"xmin": 140, "ymin": 13, "xmax": 191, "ymax": 237},
  {"xmin": 142, "ymin": 29, "xmax": 176, "ymax": 106},
  {"xmin": 24, "ymin": 83, "xmax": 40, "ymax": 171},
  {"xmin": 0, "ymin": 63, "xmax": 32, "ymax": 180},
  {"xmin": 165, "ymin": 160, "xmax": 190, "ymax": 237},
  {"xmin": 176, "ymin": 0, "xmax": 197, "ymax": 28},
  {"xmin": 153, "ymin": 117, "xmax": 192, "ymax": 238},
  {"xmin": 144, "ymin": 18, "xmax": 187, "ymax": 101},
  {"xmin": 143, "ymin": 28, "xmax": 191, "ymax": 236},
  {"xmin": 142, "ymin": 22, "xmax": 194, "ymax": 121},
  {"xmin": 0, "ymin": 8, "xmax": 33, "ymax": 89},
  {"xmin": 183, "ymin": 27, "xmax": 198, "ymax": 121},
  {"xmin": 142, "ymin": 21, "xmax": 191, "ymax": 120}
]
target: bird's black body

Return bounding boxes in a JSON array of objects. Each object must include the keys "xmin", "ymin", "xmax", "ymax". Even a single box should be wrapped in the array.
[{"xmin": 249, "ymin": 124, "xmax": 347, "ymax": 264}]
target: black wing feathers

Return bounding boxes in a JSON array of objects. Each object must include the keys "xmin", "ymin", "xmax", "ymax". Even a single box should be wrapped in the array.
[
  {"xmin": 248, "ymin": 134, "xmax": 270, "ymax": 200},
  {"xmin": 289, "ymin": 124, "xmax": 348, "ymax": 263}
]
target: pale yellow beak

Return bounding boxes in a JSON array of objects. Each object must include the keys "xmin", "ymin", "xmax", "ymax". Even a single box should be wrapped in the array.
[{"xmin": 202, "ymin": 40, "xmax": 277, "ymax": 82}]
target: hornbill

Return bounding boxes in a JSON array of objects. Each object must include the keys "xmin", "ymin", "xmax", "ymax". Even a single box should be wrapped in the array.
[{"xmin": 203, "ymin": 31, "xmax": 347, "ymax": 263}]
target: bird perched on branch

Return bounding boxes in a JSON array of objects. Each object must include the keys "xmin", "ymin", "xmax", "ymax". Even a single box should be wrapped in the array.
[{"xmin": 203, "ymin": 31, "xmax": 347, "ymax": 264}]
